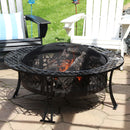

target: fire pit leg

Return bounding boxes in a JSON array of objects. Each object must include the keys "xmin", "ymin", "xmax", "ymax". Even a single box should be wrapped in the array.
[
  {"xmin": 40, "ymin": 112, "xmax": 55, "ymax": 123},
  {"xmin": 40, "ymin": 98, "xmax": 55, "ymax": 123},
  {"xmin": 108, "ymin": 70, "xmax": 117, "ymax": 110},
  {"xmin": 13, "ymin": 72, "xmax": 21, "ymax": 98}
]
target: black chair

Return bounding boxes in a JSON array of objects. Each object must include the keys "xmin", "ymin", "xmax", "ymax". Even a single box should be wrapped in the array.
[
  {"xmin": 0, "ymin": 0, "xmax": 50, "ymax": 97},
  {"xmin": 0, "ymin": 0, "xmax": 50, "ymax": 62}
]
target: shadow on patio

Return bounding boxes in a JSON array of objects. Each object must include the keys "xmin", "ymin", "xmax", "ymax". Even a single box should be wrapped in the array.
[{"xmin": 0, "ymin": 55, "xmax": 129, "ymax": 130}]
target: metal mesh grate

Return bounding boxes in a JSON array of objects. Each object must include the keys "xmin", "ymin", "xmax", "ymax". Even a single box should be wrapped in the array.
[{"xmin": 4, "ymin": 42, "xmax": 124, "ymax": 97}]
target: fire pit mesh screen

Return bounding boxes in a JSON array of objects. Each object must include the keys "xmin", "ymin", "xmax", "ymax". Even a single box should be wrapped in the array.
[
  {"xmin": 22, "ymin": 42, "xmax": 107, "ymax": 71},
  {"xmin": 20, "ymin": 42, "xmax": 108, "ymax": 97},
  {"xmin": 20, "ymin": 71, "xmax": 107, "ymax": 97},
  {"xmin": 5, "ymin": 42, "xmax": 123, "ymax": 97}
]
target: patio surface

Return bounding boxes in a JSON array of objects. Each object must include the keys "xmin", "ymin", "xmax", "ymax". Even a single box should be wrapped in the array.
[{"xmin": 0, "ymin": 55, "xmax": 130, "ymax": 130}]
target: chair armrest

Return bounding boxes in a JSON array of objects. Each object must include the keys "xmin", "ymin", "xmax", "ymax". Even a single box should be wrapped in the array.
[
  {"xmin": 61, "ymin": 13, "xmax": 85, "ymax": 36},
  {"xmin": 25, "ymin": 15, "xmax": 50, "ymax": 24},
  {"xmin": 25, "ymin": 15, "xmax": 51, "ymax": 38},
  {"xmin": 120, "ymin": 15, "xmax": 130, "ymax": 24},
  {"xmin": 119, "ymin": 15, "xmax": 130, "ymax": 40},
  {"xmin": 61, "ymin": 13, "xmax": 85, "ymax": 23}
]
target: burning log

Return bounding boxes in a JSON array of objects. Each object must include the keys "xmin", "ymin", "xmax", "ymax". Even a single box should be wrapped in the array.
[
  {"xmin": 67, "ymin": 51, "xmax": 86, "ymax": 71},
  {"xmin": 54, "ymin": 51, "xmax": 87, "ymax": 94},
  {"xmin": 42, "ymin": 47, "xmax": 87, "ymax": 94},
  {"xmin": 43, "ymin": 47, "xmax": 75, "ymax": 71}
]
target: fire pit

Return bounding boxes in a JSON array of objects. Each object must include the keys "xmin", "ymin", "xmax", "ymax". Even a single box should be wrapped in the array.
[{"xmin": 4, "ymin": 42, "xmax": 124, "ymax": 123}]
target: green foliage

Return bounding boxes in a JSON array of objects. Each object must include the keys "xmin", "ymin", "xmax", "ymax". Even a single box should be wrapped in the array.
[
  {"xmin": 23, "ymin": 0, "xmax": 86, "ymax": 44},
  {"xmin": 23, "ymin": 0, "xmax": 129, "ymax": 45},
  {"xmin": 124, "ymin": 0, "xmax": 130, "ymax": 5}
]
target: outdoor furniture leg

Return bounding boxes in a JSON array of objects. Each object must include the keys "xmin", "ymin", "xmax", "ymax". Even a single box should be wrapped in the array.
[
  {"xmin": 40, "ymin": 77, "xmax": 55, "ymax": 123},
  {"xmin": 41, "ymin": 112, "xmax": 55, "ymax": 123},
  {"xmin": 40, "ymin": 98, "xmax": 55, "ymax": 123},
  {"xmin": 108, "ymin": 70, "xmax": 117, "ymax": 110},
  {"xmin": 13, "ymin": 72, "xmax": 21, "ymax": 98}
]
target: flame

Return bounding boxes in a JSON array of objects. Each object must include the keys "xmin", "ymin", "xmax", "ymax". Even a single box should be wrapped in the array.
[
  {"xmin": 58, "ymin": 59, "xmax": 74, "ymax": 72},
  {"xmin": 58, "ymin": 58, "xmax": 82, "ymax": 82},
  {"xmin": 58, "ymin": 52, "xmax": 82, "ymax": 81}
]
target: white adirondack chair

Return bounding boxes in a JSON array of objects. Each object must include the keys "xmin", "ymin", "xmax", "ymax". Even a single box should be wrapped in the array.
[
  {"xmin": 61, "ymin": 0, "xmax": 130, "ymax": 58},
  {"xmin": 0, "ymin": 0, "xmax": 23, "ymax": 13}
]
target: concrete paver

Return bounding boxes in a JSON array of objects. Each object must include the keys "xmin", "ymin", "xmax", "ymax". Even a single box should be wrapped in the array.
[{"xmin": 0, "ymin": 55, "xmax": 130, "ymax": 130}]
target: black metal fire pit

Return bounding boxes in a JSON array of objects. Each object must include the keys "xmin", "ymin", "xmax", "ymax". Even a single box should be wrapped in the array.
[{"xmin": 4, "ymin": 42, "xmax": 124, "ymax": 123}]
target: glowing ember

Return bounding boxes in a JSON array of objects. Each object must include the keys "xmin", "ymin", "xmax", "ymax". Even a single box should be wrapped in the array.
[{"xmin": 76, "ymin": 76, "xmax": 82, "ymax": 81}]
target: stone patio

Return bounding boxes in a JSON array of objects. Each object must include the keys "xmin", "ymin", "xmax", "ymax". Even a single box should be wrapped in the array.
[{"xmin": 0, "ymin": 55, "xmax": 130, "ymax": 130}]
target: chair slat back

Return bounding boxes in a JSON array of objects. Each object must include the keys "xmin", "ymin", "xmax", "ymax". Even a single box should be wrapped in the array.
[
  {"xmin": 99, "ymin": 0, "xmax": 109, "ymax": 39},
  {"xmin": 85, "ymin": 0, "xmax": 93, "ymax": 38},
  {"xmin": 16, "ymin": 0, "xmax": 23, "ymax": 13},
  {"xmin": 106, "ymin": 0, "xmax": 117, "ymax": 39},
  {"xmin": 113, "ymin": 0, "xmax": 124, "ymax": 38},
  {"xmin": 8, "ymin": 0, "xmax": 16, "ymax": 13},
  {"xmin": 1, "ymin": 0, "xmax": 8, "ymax": 13},
  {"xmin": 85, "ymin": 0, "xmax": 124, "ymax": 40},
  {"xmin": 0, "ymin": 0, "xmax": 23, "ymax": 14},
  {"xmin": 92, "ymin": 0, "xmax": 101, "ymax": 39}
]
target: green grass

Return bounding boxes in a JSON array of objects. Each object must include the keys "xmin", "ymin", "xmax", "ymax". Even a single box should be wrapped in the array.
[
  {"xmin": 23, "ymin": 0, "xmax": 130, "ymax": 45},
  {"xmin": 23, "ymin": 0, "xmax": 85, "ymax": 44},
  {"xmin": 124, "ymin": 0, "xmax": 130, "ymax": 5}
]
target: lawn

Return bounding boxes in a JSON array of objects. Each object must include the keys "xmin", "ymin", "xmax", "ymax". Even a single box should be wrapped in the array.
[
  {"xmin": 23, "ymin": 0, "xmax": 130, "ymax": 45},
  {"xmin": 124, "ymin": 0, "xmax": 130, "ymax": 4}
]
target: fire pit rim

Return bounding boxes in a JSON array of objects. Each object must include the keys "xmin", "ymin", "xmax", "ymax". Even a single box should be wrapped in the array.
[{"xmin": 4, "ymin": 42, "xmax": 124, "ymax": 76}]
